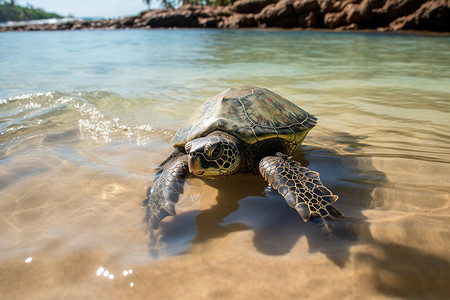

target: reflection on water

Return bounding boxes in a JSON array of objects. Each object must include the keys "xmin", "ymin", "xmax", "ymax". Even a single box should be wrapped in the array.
[{"xmin": 0, "ymin": 29, "xmax": 449, "ymax": 299}]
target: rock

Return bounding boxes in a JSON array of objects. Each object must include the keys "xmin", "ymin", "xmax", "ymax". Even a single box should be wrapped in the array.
[
  {"xmin": 324, "ymin": 11, "xmax": 347, "ymax": 28},
  {"xmin": 318, "ymin": 0, "xmax": 340, "ymax": 13},
  {"xmin": 297, "ymin": 11, "xmax": 318, "ymax": 27},
  {"xmin": 121, "ymin": 17, "xmax": 136, "ymax": 28},
  {"xmin": 293, "ymin": 0, "xmax": 321, "ymax": 14},
  {"xmin": 220, "ymin": 13, "xmax": 256, "ymax": 28},
  {"xmin": 374, "ymin": 0, "xmax": 428, "ymax": 25},
  {"xmin": 198, "ymin": 17, "xmax": 219, "ymax": 28},
  {"xmin": 324, "ymin": 0, "xmax": 383, "ymax": 28},
  {"xmin": 180, "ymin": 4, "xmax": 200, "ymax": 11},
  {"xmin": 336, "ymin": 22, "xmax": 359, "ymax": 30},
  {"xmin": 345, "ymin": 0, "xmax": 384, "ymax": 26},
  {"xmin": 256, "ymin": 0, "xmax": 297, "ymax": 27},
  {"xmin": 141, "ymin": 9, "xmax": 199, "ymax": 28},
  {"xmin": 389, "ymin": 0, "xmax": 450, "ymax": 31},
  {"xmin": 231, "ymin": 0, "xmax": 277, "ymax": 14},
  {"xmin": 191, "ymin": 5, "xmax": 217, "ymax": 18},
  {"xmin": 1, "ymin": 1, "xmax": 450, "ymax": 32},
  {"xmin": 344, "ymin": 3, "xmax": 365, "ymax": 24},
  {"xmin": 334, "ymin": 0, "xmax": 360, "ymax": 10},
  {"xmin": 215, "ymin": 6, "xmax": 233, "ymax": 16},
  {"xmin": 139, "ymin": 9, "xmax": 163, "ymax": 20}
]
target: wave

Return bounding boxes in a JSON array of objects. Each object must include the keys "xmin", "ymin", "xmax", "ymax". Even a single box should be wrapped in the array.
[
  {"xmin": 0, "ymin": 91, "xmax": 164, "ymax": 146},
  {"xmin": 0, "ymin": 17, "xmax": 78, "ymax": 27}
]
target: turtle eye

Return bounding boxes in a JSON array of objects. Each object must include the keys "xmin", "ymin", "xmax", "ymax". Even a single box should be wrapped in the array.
[{"xmin": 205, "ymin": 143, "xmax": 222, "ymax": 159}]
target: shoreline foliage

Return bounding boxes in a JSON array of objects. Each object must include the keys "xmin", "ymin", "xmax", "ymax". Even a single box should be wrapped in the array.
[{"xmin": 0, "ymin": 0, "xmax": 62, "ymax": 22}]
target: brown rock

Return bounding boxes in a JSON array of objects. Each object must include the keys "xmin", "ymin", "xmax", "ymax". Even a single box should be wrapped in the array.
[
  {"xmin": 256, "ymin": 0, "xmax": 297, "ymax": 27},
  {"xmin": 335, "ymin": 0, "xmax": 361, "ymax": 10},
  {"xmin": 324, "ymin": 0, "xmax": 383, "ymax": 28},
  {"xmin": 1, "ymin": 1, "xmax": 449, "ymax": 32},
  {"xmin": 121, "ymin": 17, "xmax": 136, "ymax": 28},
  {"xmin": 336, "ymin": 22, "xmax": 359, "ymax": 30},
  {"xmin": 389, "ymin": 0, "xmax": 450, "ymax": 31},
  {"xmin": 231, "ymin": 0, "xmax": 277, "ymax": 14},
  {"xmin": 318, "ymin": 0, "xmax": 340, "ymax": 13},
  {"xmin": 293, "ymin": 0, "xmax": 320, "ymax": 14},
  {"xmin": 344, "ymin": 3, "xmax": 364, "ymax": 24},
  {"xmin": 389, "ymin": 14, "xmax": 413, "ymax": 30},
  {"xmin": 374, "ymin": 0, "xmax": 428, "ymax": 24},
  {"xmin": 198, "ymin": 17, "xmax": 219, "ymax": 28},
  {"xmin": 139, "ymin": 9, "xmax": 166, "ymax": 20},
  {"xmin": 345, "ymin": 0, "xmax": 384, "ymax": 25},
  {"xmin": 323, "ymin": 11, "xmax": 347, "ymax": 28},
  {"xmin": 220, "ymin": 13, "xmax": 256, "ymax": 28},
  {"xmin": 417, "ymin": 0, "xmax": 450, "ymax": 31},
  {"xmin": 141, "ymin": 9, "xmax": 199, "ymax": 28},
  {"xmin": 190, "ymin": 5, "xmax": 217, "ymax": 18},
  {"xmin": 215, "ymin": 6, "xmax": 233, "ymax": 16},
  {"xmin": 297, "ymin": 11, "xmax": 318, "ymax": 27}
]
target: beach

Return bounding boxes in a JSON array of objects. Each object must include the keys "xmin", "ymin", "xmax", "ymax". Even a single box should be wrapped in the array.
[{"xmin": 0, "ymin": 29, "xmax": 449, "ymax": 299}]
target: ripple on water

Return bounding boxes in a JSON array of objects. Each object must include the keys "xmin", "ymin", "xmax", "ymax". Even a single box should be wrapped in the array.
[{"xmin": 0, "ymin": 30, "xmax": 449, "ymax": 299}]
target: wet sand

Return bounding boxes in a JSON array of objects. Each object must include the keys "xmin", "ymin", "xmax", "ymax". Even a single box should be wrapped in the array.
[
  {"xmin": 1, "ymin": 29, "xmax": 449, "ymax": 299},
  {"xmin": 1, "ymin": 130, "xmax": 449, "ymax": 299}
]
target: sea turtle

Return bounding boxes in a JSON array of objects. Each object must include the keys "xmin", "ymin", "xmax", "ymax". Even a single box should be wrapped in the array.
[{"xmin": 144, "ymin": 86, "xmax": 343, "ymax": 232}]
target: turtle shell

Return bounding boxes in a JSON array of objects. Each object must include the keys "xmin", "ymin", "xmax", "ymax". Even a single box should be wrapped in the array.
[{"xmin": 171, "ymin": 86, "xmax": 317, "ymax": 151}]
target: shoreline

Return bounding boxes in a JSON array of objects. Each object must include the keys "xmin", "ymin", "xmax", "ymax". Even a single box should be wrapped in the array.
[
  {"xmin": 2, "ymin": 25, "xmax": 449, "ymax": 38},
  {"xmin": 0, "ymin": 0, "xmax": 449, "ymax": 33}
]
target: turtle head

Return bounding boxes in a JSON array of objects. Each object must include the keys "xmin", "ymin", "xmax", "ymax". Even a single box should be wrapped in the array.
[{"xmin": 185, "ymin": 134, "xmax": 240, "ymax": 177}]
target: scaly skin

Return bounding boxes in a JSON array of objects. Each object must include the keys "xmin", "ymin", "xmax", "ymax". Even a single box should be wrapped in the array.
[
  {"xmin": 145, "ymin": 135, "xmax": 344, "ymax": 232},
  {"xmin": 143, "ymin": 150, "xmax": 188, "ymax": 230},
  {"xmin": 145, "ymin": 87, "xmax": 344, "ymax": 233},
  {"xmin": 259, "ymin": 154, "xmax": 343, "ymax": 231}
]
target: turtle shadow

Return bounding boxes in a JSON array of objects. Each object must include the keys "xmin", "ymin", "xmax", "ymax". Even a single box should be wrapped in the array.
[
  {"xmin": 189, "ymin": 144, "xmax": 380, "ymax": 267},
  {"xmin": 153, "ymin": 131, "xmax": 450, "ymax": 297},
  {"xmin": 155, "ymin": 131, "xmax": 384, "ymax": 266}
]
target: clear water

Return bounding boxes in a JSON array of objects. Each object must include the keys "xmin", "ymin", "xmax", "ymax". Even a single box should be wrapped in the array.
[{"xmin": 0, "ymin": 29, "xmax": 449, "ymax": 299}]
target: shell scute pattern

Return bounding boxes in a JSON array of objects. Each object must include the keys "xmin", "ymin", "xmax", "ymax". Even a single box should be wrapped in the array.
[
  {"xmin": 146, "ymin": 86, "xmax": 343, "ymax": 233},
  {"xmin": 171, "ymin": 87, "xmax": 317, "ymax": 153}
]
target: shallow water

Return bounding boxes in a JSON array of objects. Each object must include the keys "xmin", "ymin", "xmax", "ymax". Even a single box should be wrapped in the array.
[{"xmin": 0, "ymin": 29, "xmax": 449, "ymax": 299}]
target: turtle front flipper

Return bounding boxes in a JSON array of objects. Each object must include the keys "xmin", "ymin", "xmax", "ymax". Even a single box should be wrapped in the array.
[
  {"xmin": 259, "ymin": 154, "xmax": 343, "ymax": 232},
  {"xmin": 143, "ymin": 150, "xmax": 189, "ymax": 230}
]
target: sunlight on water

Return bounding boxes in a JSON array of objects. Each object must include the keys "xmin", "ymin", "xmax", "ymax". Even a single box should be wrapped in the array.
[{"xmin": 0, "ymin": 29, "xmax": 449, "ymax": 299}]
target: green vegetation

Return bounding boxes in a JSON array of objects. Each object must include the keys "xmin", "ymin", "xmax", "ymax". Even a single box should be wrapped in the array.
[{"xmin": 0, "ymin": 0, "xmax": 62, "ymax": 22}]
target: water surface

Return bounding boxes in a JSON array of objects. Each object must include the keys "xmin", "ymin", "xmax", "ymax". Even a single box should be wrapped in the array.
[{"xmin": 1, "ymin": 29, "xmax": 449, "ymax": 299}]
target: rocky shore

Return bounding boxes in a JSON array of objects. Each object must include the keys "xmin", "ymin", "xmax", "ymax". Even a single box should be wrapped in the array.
[{"xmin": 1, "ymin": 0, "xmax": 449, "ymax": 32}]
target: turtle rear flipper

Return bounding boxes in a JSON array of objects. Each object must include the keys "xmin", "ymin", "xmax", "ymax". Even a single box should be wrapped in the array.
[
  {"xmin": 259, "ymin": 154, "xmax": 343, "ymax": 232},
  {"xmin": 144, "ymin": 150, "xmax": 189, "ymax": 230}
]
